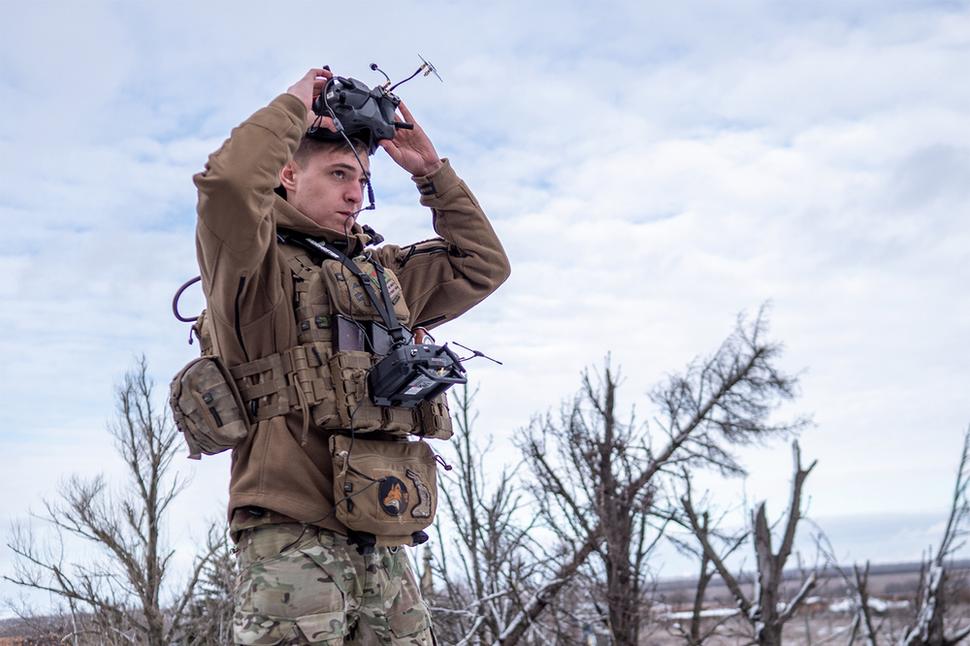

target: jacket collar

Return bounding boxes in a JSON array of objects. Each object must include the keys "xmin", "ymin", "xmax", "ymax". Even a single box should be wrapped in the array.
[{"xmin": 272, "ymin": 193, "xmax": 369, "ymax": 256}]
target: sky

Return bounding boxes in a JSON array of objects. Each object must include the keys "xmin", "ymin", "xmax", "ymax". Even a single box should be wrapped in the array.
[{"xmin": 1, "ymin": 0, "xmax": 969, "ymax": 613}]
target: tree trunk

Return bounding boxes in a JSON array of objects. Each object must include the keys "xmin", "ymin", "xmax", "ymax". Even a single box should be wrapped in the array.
[{"xmin": 760, "ymin": 623, "xmax": 784, "ymax": 646}]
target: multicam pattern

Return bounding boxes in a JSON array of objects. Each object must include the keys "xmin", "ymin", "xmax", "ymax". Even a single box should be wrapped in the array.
[{"xmin": 234, "ymin": 524, "xmax": 434, "ymax": 645}]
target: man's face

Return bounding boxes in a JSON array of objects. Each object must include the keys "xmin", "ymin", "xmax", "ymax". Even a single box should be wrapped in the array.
[{"xmin": 281, "ymin": 147, "xmax": 370, "ymax": 232}]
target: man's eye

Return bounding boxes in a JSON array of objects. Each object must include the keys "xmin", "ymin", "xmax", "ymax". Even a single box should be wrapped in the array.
[{"xmin": 333, "ymin": 170, "xmax": 345, "ymax": 179}]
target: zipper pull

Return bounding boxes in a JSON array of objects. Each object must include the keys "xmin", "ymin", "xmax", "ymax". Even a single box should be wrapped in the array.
[{"xmin": 434, "ymin": 453, "xmax": 453, "ymax": 471}]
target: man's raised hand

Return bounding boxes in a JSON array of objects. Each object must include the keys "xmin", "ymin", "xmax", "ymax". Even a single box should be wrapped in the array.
[
  {"xmin": 287, "ymin": 67, "xmax": 336, "ymax": 130},
  {"xmin": 379, "ymin": 102, "xmax": 443, "ymax": 177}
]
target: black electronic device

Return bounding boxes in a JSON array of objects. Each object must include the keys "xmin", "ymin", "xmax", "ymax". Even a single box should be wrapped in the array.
[
  {"xmin": 368, "ymin": 321, "xmax": 394, "ymax": 356},
  {"xmin": 305, "ymin": 58, "xmax": 442, "ymax": 213},
  {"xmin": 333, "ymin": 315, "xmax": 366, "ymax": 352},
  {"xmin": 308, "ymin": 58, "xmax": 441, "ymax": 155},
  {"xmin": 368, "ymin": 343, "xmax": 467, "ymax": 408},
  {"xmin": 310, "ymin": 76, "xmax": 403, "ymax": 154}
]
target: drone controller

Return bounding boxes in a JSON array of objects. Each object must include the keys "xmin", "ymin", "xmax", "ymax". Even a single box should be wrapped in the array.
[{"xmin": 368, "ymin": 343, "xmax": 467, "ymax": 408}]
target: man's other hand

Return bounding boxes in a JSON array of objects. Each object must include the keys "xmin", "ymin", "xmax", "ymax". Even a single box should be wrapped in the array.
[{"xmin": 379, "ymin": 102, "xmax": 443, "ymax": 177}]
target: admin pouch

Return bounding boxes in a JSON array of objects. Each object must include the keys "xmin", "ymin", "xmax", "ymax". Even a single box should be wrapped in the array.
[
  {"xmin": 330, "ymin": 434, "xmax": 438, "ymax": 537},
  {"xmin": 317, "ymin": 257, "xmax": 410, "ymax": 324},
  {"xmin": 169, "ymin": 356, "xmax": 251, "ymax": 459}
]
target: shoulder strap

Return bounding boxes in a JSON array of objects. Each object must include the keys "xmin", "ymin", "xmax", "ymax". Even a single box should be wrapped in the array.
[
  {"xmin": 276, "ymin": 241, "xmax": 316, "ymax": 280},
  {"xmin": 277, "ymin": 230, "xmax": 406, "ymax": 344}
]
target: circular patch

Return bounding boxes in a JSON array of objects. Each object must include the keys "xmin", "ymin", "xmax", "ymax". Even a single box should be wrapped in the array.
[{"xmin": 379, "ymin": 477, "xmax": 410, "ymax": 516}]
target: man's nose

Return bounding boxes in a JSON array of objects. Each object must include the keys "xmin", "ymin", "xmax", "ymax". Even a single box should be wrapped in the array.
[{"xmin": 344, "ymin": 181, "xmax": 363, "ymax": 205}]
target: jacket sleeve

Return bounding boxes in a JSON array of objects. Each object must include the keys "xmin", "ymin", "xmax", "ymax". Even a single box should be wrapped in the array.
[
  {"xmin": 377, "ymin": 160, "xmax": 511, "ymax": 329},
  {"xmin": 193, "ymin": 93, "xmax": 307, "ymax": 322}
]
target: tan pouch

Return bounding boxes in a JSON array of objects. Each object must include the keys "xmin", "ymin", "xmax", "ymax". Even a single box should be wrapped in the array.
[
  {"xmin": 319, "ymin": 258, "xmax": 410, "ymax": 323},
  {"xmin": 383, "ymin": 407, "xmax": 418, "ymax": 435},
  {"xmin": 329, "ymin": 351, "xmax": 383, "ymax": 431},
  {"xmin": 416, "ymin": 393, "xmax": 454, "ymax": 440},
  {"xmin": 169, "ymin": 356, "xmax": 251, "ymax": 459},
  {"xmin": 290, "ymin": 341, "xmax": 340, "ymax": 429},
  {"xmin": 330, "ymin": 435, "xmax": 438, "ymax": 536}
]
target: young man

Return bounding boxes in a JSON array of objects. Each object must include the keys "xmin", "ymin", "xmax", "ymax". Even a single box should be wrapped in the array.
[{"xmin": 193, "ymin": 67, "xmax": 510, "ymax": 644}]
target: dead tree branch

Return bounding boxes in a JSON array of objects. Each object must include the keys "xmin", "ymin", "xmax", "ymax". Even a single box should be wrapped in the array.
[
  {"xmin": 500, "ymin": 307, "xmax": 807, "ymax": 646},
  {"xmin": 4, "ymin": 356, "xmax": 218, "ymax": 645},
  {"xmin": 681, "ymin": 440, "xmax": 818, "ymax": 646},
  {"xmin": 901, "ymin": 425, "xmax": 970, "ymax": 646}
]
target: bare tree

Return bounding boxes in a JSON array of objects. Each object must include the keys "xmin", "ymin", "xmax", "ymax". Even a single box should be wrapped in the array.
[
  {"xmin": 665, "ymin": 493, "xmax": 749, "ymax": 645},
  {"xmin": 181, "ymin": 525, "xmax": 236, "ymax": 646},
  {"xmin": 0, "ymin": 601, "xmax": 77, "ymax": 645},
  {"xmin": 681, "ymin": 440, "xmax": 819, "ymax": 646},
  {"xmin": 846, "ymin": 562, "xmax": 880, "ymax": 646},
  {"xmin": 430, "ymin": 384, "xmax": 550, "ymax": 645},
  {"xmin": 500, "ymin": 307, "xmax": 807, "ymax": 646},
  {"xmin": 900, "ymin": 426, "xmax": 970, "ymax": 646},
  {"xmin": 815, "ymin": 531, "xmax": 881, "ymax": 646},
  {"xmin": 4, "ymin": 357, "xmax": 220, "ymax": 645},
  {"xmin": 520, "ymin": 362, "xmax": 666, "ymax": 645}
]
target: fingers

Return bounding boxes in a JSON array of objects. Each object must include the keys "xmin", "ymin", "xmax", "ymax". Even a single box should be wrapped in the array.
[
  {"xmin": 300, "ymin": 67, "xmax": 333, "ymax": 95},
  {"xmin": 397, "ymin": 101, "xmax": 416, "ymax": 124},
  {"xmin": 311, "ymin": 77, "xmax": 329, "ymax": 100},
  {"xmin": 304, "ymin": 67, "xmax": 333, "ymax": 80},
  {"xmin": 288, "ymin": 67, "xmax": 334, "ymax": 113}
]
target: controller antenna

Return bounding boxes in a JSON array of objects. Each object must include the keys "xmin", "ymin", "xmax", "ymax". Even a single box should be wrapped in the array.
[
  {"xmin": 388, "ymin": 56, "xmax": 444, "ymax": 92},
  {"xmin": 370, "ymin": 63, "xmax": 392, "ymax": 88},
  {"xmin": 418, "ymin": 54, "xmax": 443, "ymax": 82}
]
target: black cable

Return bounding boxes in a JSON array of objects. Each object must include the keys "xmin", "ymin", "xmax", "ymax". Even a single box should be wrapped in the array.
[
  {"xmin": 172, "ymin": 275, "xmax": 202, "ymax": 322},
  {"xmin": 369, "ymin": 63, "xmax": 392, "ymax": 85},
  {"xmin": 388, "ymin": 66, "xmax": 424, "ymax": 93},
  {"xmin": 317, "ymin": 79, "xmax": 376, "ymax": 214}
]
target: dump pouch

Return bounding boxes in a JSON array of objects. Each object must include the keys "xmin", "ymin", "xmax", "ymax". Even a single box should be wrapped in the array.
[
  {"xmin": 330, "ymin": 435, "xmax": 438, "ymax": 537},
  {"xmin": 169, "ymin": 356, "xmax": 251, "ymax": 459}
]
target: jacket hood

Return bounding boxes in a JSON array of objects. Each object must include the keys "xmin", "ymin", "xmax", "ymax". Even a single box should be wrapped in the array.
[{"xmin": 272, "ymin": 192, "xmax": 370, "ymax": 255}]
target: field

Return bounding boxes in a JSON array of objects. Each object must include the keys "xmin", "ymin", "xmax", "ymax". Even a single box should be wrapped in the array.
[{"xmin": 642, "ymin": 561, "xmax": 970, "ymax": 645}]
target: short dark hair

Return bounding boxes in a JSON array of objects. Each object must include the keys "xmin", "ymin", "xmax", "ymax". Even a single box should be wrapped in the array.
[{"xmin": 292, "ymin": 135, "xmax": 369, "ymax": 167}]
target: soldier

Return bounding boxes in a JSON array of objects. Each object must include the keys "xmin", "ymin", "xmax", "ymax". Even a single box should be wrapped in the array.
[{"xmin": 191, "ymin": 67, "xmax": 510, "ymax": 644}]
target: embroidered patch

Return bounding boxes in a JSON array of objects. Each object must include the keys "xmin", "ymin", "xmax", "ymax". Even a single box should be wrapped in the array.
[
  {"xmin": 406, "ymin": 468, "xmax": 433, "ymax": 519},
  {"xmin": 379, "ymin": 477, "xmax": 409, "ymax": 516}
]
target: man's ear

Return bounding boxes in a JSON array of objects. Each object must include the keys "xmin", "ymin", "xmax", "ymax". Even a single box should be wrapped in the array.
[{"xmin": 280, "ymin": 160, "xmax": 299, "ymax": 193}]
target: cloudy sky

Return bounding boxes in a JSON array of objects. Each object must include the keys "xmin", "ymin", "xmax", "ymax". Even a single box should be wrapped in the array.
[{"xmin": 1, "ymin": 0, "xmax": 968, "ymax": 611}]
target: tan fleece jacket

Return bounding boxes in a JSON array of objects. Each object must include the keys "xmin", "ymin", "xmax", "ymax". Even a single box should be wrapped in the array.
[{"xmin": 193, "ymin": 92, "xmax": 510, "ymax": 534}]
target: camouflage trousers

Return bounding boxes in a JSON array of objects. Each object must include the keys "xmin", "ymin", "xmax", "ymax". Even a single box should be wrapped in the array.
[{"xmin": 233, "ymin": 523, "xmax": 435, "ymax": 645}]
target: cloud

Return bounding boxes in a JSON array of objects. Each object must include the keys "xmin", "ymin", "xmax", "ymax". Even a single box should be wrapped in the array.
[{"xmin": 2, "ymin": 0, "xmax": 969, "ymax": 611}]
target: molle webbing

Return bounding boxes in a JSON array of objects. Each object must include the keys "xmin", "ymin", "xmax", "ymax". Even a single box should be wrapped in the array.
[
  {"xmin": 230, "ymin": 342, "xmax": 335, "ymax": 423},
  {"xmin": 278, "ymin": 245, "xmax": 342, "ymax": 348},
  {"xmin": 228, "ymin": 341, "xmax": 453, "ymax": 440},
  {"xmin": 225, "ymin": 235, "xmax": 452, "ymax": 438}
]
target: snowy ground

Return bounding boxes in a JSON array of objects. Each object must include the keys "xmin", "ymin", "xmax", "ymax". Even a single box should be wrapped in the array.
[{"xmin": 644, "ymin": 563, "xmax": 970, "ymax": 645}]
